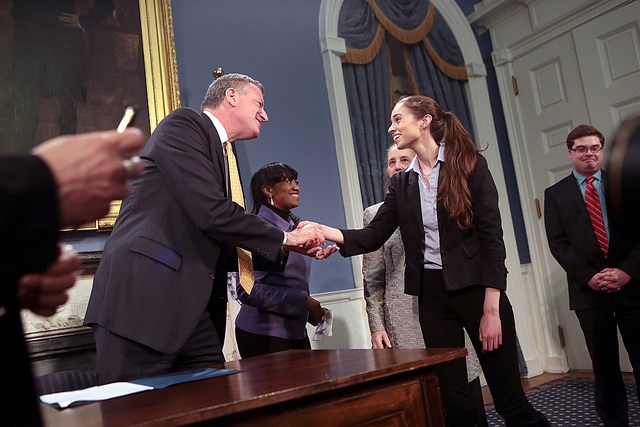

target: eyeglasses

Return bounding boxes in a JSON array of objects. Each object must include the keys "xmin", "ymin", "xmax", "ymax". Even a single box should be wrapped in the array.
[{"xmin": 570, "ymin": 145, "xmax": 603, "ymax": 154}]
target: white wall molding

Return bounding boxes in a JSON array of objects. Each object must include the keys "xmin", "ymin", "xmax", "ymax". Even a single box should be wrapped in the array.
[
  {"xmin": 467, "ymin": 0, "xmax": 537, "ymax": 35},
  {"xmin": 471, "ymin": 0, "xmax": 630, "ymax": 59},
  {"xmin": 319, "ymin": 0, "xmax": 363, "ymax": 291},
  {"xmin": 320, "ymin": 36, "xmax": 346, "ymax": 55},
  {"xmin": 465, "ymin": 61, "xmax": 487, "ymax": 78},
  {"xmin": 492, "ymin": 48, "xmax": 511, "ymax": 66},
  {"xmin": 307, "ymin": 288, "xmax": 370, "ymax": 349}
]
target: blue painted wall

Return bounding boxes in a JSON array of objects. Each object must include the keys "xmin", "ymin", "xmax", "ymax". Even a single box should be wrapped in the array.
[{"xmin": 171, "ymin": 0, "xmax": 353, "ymax": 293}]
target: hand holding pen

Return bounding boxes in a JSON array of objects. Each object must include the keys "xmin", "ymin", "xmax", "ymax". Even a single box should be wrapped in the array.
[
  {"xmin": 117, "ymin": 105, "xmax": 143, "ymax": 180},
  {"xmin": 31, "ymin": 106, "xmax": 146, "ymax": 227}
]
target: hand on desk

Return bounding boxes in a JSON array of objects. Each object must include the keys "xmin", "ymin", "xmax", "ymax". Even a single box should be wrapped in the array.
[{"xmin": 18, "ymin": 245, "xmax": 80, "ymax": 316}]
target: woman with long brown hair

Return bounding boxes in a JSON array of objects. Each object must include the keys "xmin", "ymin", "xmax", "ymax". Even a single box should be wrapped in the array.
[{"xmin": 316, "ymin": 96, "xmax": 549, "ymax": 426}]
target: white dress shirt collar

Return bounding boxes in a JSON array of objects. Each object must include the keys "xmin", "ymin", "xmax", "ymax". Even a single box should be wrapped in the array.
[
  {"xmin": 203, "ymin": 110, "xmax": 229, "ymax": 144},
  {"xmin": 406, "ymin": 143, "xmax": 446, "ymax": 174}
]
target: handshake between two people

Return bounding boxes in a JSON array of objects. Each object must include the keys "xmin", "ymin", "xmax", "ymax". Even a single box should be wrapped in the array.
[
  {"xmin": 282, "ymin": 221, "xmax": 343, "ymax": 328},
  {"xmin": 283, "ymin": 221, "xmax": 343, "ymax": 260}
]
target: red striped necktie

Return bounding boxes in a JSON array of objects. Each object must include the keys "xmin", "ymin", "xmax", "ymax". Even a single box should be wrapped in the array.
[{"xmin": 585, "ymin": 176, "xmax": 608, "ymax": 257}]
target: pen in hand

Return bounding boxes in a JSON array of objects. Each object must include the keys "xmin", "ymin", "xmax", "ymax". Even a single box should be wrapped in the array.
[
  {"xmin": 117, "ymin": 105, "xmax": 139, "ymax": 133},
  {"xmin": 117, "ymin": 105, "xmax": 142, "ymax": 179}
]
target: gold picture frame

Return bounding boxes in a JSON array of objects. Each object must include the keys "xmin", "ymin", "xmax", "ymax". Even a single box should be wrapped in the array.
[
  {"xmin": 140, "ymin": 0, "xmax": 181, "ymax": 132},
  {"xmin": 78, "ymin": 0, "xmax": 180, "ymax": 232},
  {"xmin": 89, "ymin": 0, "xmax": 181, "ymax": 231}
]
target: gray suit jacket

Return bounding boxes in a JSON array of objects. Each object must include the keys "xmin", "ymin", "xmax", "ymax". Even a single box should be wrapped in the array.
[
  {"xmin": 85, "ymin": 108, "xmax": 285, "ymax": 354},
  {"xmin": 362, "ymin": 203, "xmax": 423, "ymax": 347}
]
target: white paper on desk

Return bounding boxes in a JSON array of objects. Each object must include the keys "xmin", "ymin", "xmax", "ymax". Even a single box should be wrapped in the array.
[
  {"xmin": 313, "ymin": 308, "xmax": 333, "ymax": 341},
  {"xmin": 40, "ymin": 382, "xmax": 152, "ymax": 409}
]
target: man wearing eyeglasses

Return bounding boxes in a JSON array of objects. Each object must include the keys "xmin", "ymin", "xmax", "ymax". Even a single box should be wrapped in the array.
[{"xmin": 544, "ymin": 124, "xmax": 640, "ymax": 427}]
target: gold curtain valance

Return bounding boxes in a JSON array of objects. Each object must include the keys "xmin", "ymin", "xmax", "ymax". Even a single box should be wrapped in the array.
[
  {"xmin": 367, "ymin": 0, "xmax": 435, "ymax": 44},
  {"xmin": 341, "ymin": 2, "xmax": 467, "ymax": 80},
  {"xmin": 342, "ymin": 24, "xmax": 387, "ymax": 65},
  {"xmin": 423, "ymin": 39, "xmax": 468, "ymax": 80}
]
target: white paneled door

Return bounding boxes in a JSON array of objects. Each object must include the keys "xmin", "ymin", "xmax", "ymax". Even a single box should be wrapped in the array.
[
  {"xmin": 511, "ymin": 0, "xmax": 640, "ymax": 371},
  {"xmin": 573, "ymin": 0, "xmax": 640, "ymax": 135}
]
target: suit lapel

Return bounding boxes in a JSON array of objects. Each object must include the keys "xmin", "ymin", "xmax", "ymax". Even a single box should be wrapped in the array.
[
  {"xmin": 202, "ymin": 112, "xmax": 228, "ymax": 197},
  {"xmin": 558, "ymin": 174, "xmax": 598, "ymax": 248},
  {"xmin": 406, "ymin": 170, "xmax": 422, "ymax": 224},
  {"xmin": 563, "ymin": 174, "xmax": 588, "ymax": 218}
]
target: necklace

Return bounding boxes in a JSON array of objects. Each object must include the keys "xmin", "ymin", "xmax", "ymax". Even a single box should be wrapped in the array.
[
  {"xmin": 419, "ymin": 164, "xmax": 431, "ymax": 181},
  {"xmin": 419, "ymin": 156, "xmax": 438, "ymax": 182}
]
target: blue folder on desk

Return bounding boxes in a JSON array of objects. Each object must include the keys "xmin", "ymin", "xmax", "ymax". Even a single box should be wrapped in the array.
[
  {"xmin": 130, "ymin": 367, "xmax": 236, "ymax": 389},
  {"xmin": 40, "ymin": 367, "xmax": 239, "ymax": 409}
]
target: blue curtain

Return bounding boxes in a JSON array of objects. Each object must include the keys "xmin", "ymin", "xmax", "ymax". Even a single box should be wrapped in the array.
[
  {"xmin": 406, "ymin": 43, "xmax": 473, "ymax": 139},
  {"xmin": 342, "ymin": 51, "xmax": 392, "ymax": 205},
  {"xmin": 339, "ymin": 1, "xmax": 392, "ymax": 205},
  {"xmin": 338, "ymin": 0, "xmax": 470, "ymax": 206}
]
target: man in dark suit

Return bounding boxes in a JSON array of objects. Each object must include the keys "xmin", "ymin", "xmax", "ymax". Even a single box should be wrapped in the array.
[
  {"xmin": 85, "ymin": 73, "xmax": 323, "ymax": 384},
  {"xmin": 544, "ymin": 124, "xmax": 640, "ymax": 427},
  {"xmin": 1, "ymin": 128, "xmax": 145, "ymax": 426}
]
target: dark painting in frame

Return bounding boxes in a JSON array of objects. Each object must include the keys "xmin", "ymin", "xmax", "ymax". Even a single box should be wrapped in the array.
[{"xmin": 0, "ymin": 0, "xmax": 180, "ymax": 230}]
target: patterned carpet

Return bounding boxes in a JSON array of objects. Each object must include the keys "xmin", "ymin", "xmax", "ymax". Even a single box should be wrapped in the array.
[{"xmin": 485, "ymin": 377, "xmax": 639, "ymax": 426}]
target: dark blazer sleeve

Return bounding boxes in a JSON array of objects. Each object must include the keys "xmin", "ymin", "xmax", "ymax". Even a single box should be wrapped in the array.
[
  {"xmin": 236, "ymin": 210, "xmax": 307, "ymax": 316},
  {"xmin": 1, "ymin": 155, "xmax": 59, "ymax": 426},
  {"xmin": 469, "ymin": 155, "xmax": 507, "ymax": 289},
  {"xmin": 340, "ymin": 182, "xmax": 400, "ymax": 256},
  {"xmin": 607, "ymin": 182, "xmax": 640, "ymax": 280},
  {"xmin": 237, "ymin": 279, "xmax": 308, "ymax": 317},
  {"xmin": 151, "ymin": 109, "xmax": 285, "ymax": 262},
  {"xmin": 614, "ymin": 237, "xmax": 640, "ymax": 281},
  {"xmin": 544, "ymin": 176, "xmax": 601, "ymax": 287},
  {"xmin": 437, "ymin": 155, "xmax": 507, "ymax": 292},
  {"xmin": 0, "ymin": 155, "xmax": 59, "ymax": 284}
]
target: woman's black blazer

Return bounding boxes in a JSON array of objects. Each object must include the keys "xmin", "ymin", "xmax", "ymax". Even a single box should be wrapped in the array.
[{"xmin": 341, "ymin": 155, "xmax": 507, "ymax": 296}]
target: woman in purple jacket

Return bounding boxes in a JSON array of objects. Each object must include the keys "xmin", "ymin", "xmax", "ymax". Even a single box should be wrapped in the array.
[{"xmin": 235, "ymin": 162, "xmax": 327, "ymax": 358}]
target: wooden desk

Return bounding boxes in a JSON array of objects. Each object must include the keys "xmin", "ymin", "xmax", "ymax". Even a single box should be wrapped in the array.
[{"xmin": 42, "ymin": 348, "xmax": 466, "ymax": 426}]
